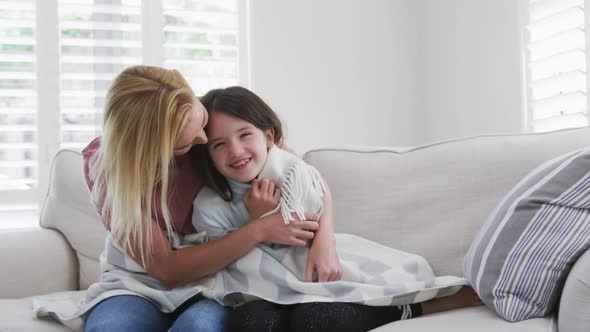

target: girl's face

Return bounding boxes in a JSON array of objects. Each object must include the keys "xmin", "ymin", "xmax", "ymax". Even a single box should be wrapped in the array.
[{"xmin": 206, "ymin": 112, "xmax": 274, "ymax": 183}]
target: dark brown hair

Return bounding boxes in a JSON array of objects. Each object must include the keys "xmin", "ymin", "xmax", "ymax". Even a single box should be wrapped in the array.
[{"xmin": 193, "ymin": 86, "xmax": 284, "ymax": 201}]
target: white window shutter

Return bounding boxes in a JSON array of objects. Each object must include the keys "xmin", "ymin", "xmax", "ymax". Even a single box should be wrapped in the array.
[
  {"xmin": 526, "ymin": 0, "xmax": 589, "ymax": 132},
  {"xmin": 0, "ymin": 0, "xmax": 37, "ymax": 193},
  {"xmin": 57, "ymin": 0, "xmax": 240, "ymax": 149},
  {"xmin": 58, "ymin": 0, "xmax": 143, "ymax": 150},
  {"xmin": 162, "ymin": 0, "xmax": 239, "ymax": 96}
]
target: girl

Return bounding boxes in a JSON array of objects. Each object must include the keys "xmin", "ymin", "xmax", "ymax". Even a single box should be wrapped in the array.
[
  {"xmin": 193, "ymin": 86, "xmax": 482, "ymax": 332},
  {"xmin": 68, "ymin": 66, "xmax": 320, "ymax": 332}
]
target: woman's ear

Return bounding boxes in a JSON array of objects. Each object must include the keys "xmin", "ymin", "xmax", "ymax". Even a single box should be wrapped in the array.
[{"xmin": 265, "ymin": 128, "xmax": 275, "ymax": 148}]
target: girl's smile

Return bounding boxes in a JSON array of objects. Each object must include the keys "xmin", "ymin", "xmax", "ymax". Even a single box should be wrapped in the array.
[
  {"xmin": 206, "ymin": 112, "xmax": 274, "ymax": 183},
  {"xmin": 231, "ymin": 158, "xmax": 252, "ymax": 169}
]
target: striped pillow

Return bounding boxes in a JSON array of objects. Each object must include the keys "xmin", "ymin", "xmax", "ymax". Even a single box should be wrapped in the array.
[{"xmin": 464, "ymin": 148, "xmax": 590, "ymax": 322}]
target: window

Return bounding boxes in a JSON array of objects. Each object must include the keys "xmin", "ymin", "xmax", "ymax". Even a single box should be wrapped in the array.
[
  {"xmin": 162, "ymin": 0, "xmax": 241, "ymax": 95},
  {"xmin": 59, "ymin": 0, "xmax": 144, "ymax": 151},
  {"xmin": 0, "ymin": 0, "xmax": 37, "ymax": 215},
  {"xmin": 0, "ymin": 0, "xmax": 245, "ymax": 221},
  {"xmin": 524, "ymin": 0, "xmax": 588, "ymax": 132}
]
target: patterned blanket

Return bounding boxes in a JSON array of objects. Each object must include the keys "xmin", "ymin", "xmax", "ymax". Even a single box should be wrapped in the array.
[
  {"xmin": 33, "ymin": 232, "xmax": 467, "ymax": 331},
  {"xmin": 200, "ymin": 233, "xmax": 467, "ymax": 306}
]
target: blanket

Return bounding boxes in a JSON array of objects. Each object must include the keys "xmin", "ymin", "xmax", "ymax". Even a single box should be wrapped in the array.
[{"xmin": 199, "ymin": 233, "xmax": 467, "ymax": 306}]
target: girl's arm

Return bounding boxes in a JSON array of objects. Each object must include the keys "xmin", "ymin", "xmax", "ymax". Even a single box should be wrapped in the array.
[
  {"xmin": 125, "ymin": 212, "xmax": 319, "ymax": 289},
  {"xmin": 305, "ymin": 180, "xmax": 343, "ymax": 282}
]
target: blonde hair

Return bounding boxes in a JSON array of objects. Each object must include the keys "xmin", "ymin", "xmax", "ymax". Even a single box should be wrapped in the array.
[{"xmin": 89, "ymin": 65, "xmax": 195, "ymax": 265}]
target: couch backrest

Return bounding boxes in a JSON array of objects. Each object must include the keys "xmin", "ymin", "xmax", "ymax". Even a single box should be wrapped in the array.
[
  {"xmin": 40, "ymin": 149, "xmax": 106, "ymax": 289},
  {"xmin": 303, "ymin": 127, "xmax": 590, "ymax": 277},
  {"xmin": 41, "ymin": 127, "xmax": 590, "ymax": 288}
]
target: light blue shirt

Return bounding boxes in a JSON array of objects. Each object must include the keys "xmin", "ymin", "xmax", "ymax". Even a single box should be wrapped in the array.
[{"xmin": 192, "ymin": 179, "xmax": 254, "ymax": 239}]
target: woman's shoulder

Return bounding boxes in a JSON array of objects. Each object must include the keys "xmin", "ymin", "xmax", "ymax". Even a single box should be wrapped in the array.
[
  {"xmin": 82, "ymin": 137, "xmax": 101, "ymax": 160},
  {"xmin": 82, "ymin": 137, "xmax": 101, "ymax": 190}
]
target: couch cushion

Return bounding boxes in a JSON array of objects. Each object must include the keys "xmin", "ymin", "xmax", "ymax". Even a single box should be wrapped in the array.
[
  {"xmin": 465, "ymin": 149, "xmax": 590, "ymax": 321},
  {"xmin": 370, "ymin": 306, "xmax": 556, "ymax": 332},
  {"xmin": 304, "ymin": 127, "xmax": 590, "ymax": 277},
  {"xmin": 0, "ymin": 297, "xmax": 70, "ymax": 332},
  {"xmin": 40, "ymin": 149, "xmax": 107, "ymax": 289}
]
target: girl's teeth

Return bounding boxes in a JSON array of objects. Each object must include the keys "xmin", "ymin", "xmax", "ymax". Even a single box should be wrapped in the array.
[{"xmin": 233, "ymin": 159, "xmax": 249, "ymax": 167}]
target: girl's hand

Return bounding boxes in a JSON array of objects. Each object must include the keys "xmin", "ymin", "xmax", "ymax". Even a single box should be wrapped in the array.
[
  {"xmin": 252, "ymin": 212, "xmax": 320, "ymax": 247},
  {"xmin": 305, "ymin": 234, "xmax": 342, "ymax": 283},
  {"xmin": 243, "ymin": 178, "xmax": 281, "ymax": 219}
]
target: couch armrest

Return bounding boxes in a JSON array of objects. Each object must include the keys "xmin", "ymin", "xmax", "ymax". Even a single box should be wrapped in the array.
[
  {"xmin": 558, "ymin": 249, "xmax": 590, "ymax": 332},
  {"xmin": 0, "ymin": 227, "xmax": 78, "ymax": 298}
]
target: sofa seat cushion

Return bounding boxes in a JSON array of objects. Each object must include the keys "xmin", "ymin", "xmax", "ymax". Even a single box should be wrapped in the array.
[
  {"xmin": 0, "ymin": 297, "xmax": 72, "ymax": 332},
  {"xmin": 370, "ymin": 306, "xmax": 556, "ymax": 332}
]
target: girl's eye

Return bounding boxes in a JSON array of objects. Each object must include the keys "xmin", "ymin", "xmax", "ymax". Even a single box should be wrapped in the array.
[
  {"xmin": 240, "ymin": 132, "xmax": 251, "ymax": 139},
  {"xmin": 212, "ymin": 142, "xmax": 225, "ymax": 150}
]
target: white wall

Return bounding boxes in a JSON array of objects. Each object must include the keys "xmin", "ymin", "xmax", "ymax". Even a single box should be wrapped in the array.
[
  {"xmin": 415, "ymin": 0, "xmax": 525, "ymax": 145},
  {"xmin": 248, "ymin": 0, "xmax": 421, "ymax": 152},
  {"xmin": 248, "ymin": 0, "xmax": 526, "ymax": 151}
]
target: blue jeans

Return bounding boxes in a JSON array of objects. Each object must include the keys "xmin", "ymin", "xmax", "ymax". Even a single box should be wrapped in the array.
[{"xmin": 84, "ymin": 295, "xmax": 230, "ymax": 332}]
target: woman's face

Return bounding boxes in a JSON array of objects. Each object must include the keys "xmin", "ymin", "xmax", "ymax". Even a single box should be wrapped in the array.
[
  {"xmin": 206, "ymin": 112, "xmax": 274, "ymax": 183},
  {"xmin": 173, "ymin": 100, "xmax": 208, "ymax": 157}
]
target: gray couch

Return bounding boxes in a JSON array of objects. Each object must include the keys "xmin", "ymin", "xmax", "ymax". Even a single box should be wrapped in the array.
[{"xmin": 2, "ymin": 127, "xmax": 590, "ymax": 331}]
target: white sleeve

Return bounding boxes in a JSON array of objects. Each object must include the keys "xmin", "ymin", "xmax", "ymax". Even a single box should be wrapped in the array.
[{"xmin": 191, "ymin": 188, "xmax": 236, "ymax": 240}]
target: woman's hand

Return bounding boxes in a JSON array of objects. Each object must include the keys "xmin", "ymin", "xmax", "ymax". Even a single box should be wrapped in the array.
[
  {"xmin": 243, "ymin": 178, "xmax": 281, "ymax": 219},
  {"xmin": 251, "ymin": 212, "xmax": 320, "ymax": 247},
  {"xmin": 305, "ymin": 233, "xmax": 342, "ymax": 282}
]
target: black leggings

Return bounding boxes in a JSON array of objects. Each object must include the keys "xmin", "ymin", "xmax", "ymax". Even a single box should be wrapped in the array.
[{"xmin": 229, "ymin": 300, "xmax": 422, "ymax": 332}]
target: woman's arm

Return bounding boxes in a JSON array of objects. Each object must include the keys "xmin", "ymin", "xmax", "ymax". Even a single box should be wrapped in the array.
[
  {"xmin": 305, "ymin": 181, "xmax": 343, "ymax": 282},
  {"xmin": 126, "ymin": 212, "xmax": 319, "ymax": 289},
  {"xmin": 277, "ymin": 141, "xmax": 298, "ymax": 156}
]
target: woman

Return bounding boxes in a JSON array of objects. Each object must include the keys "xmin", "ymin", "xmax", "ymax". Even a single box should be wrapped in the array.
[{"xmin": 82, "ymin": 65, "xmax": 321, "ymax": 332}]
